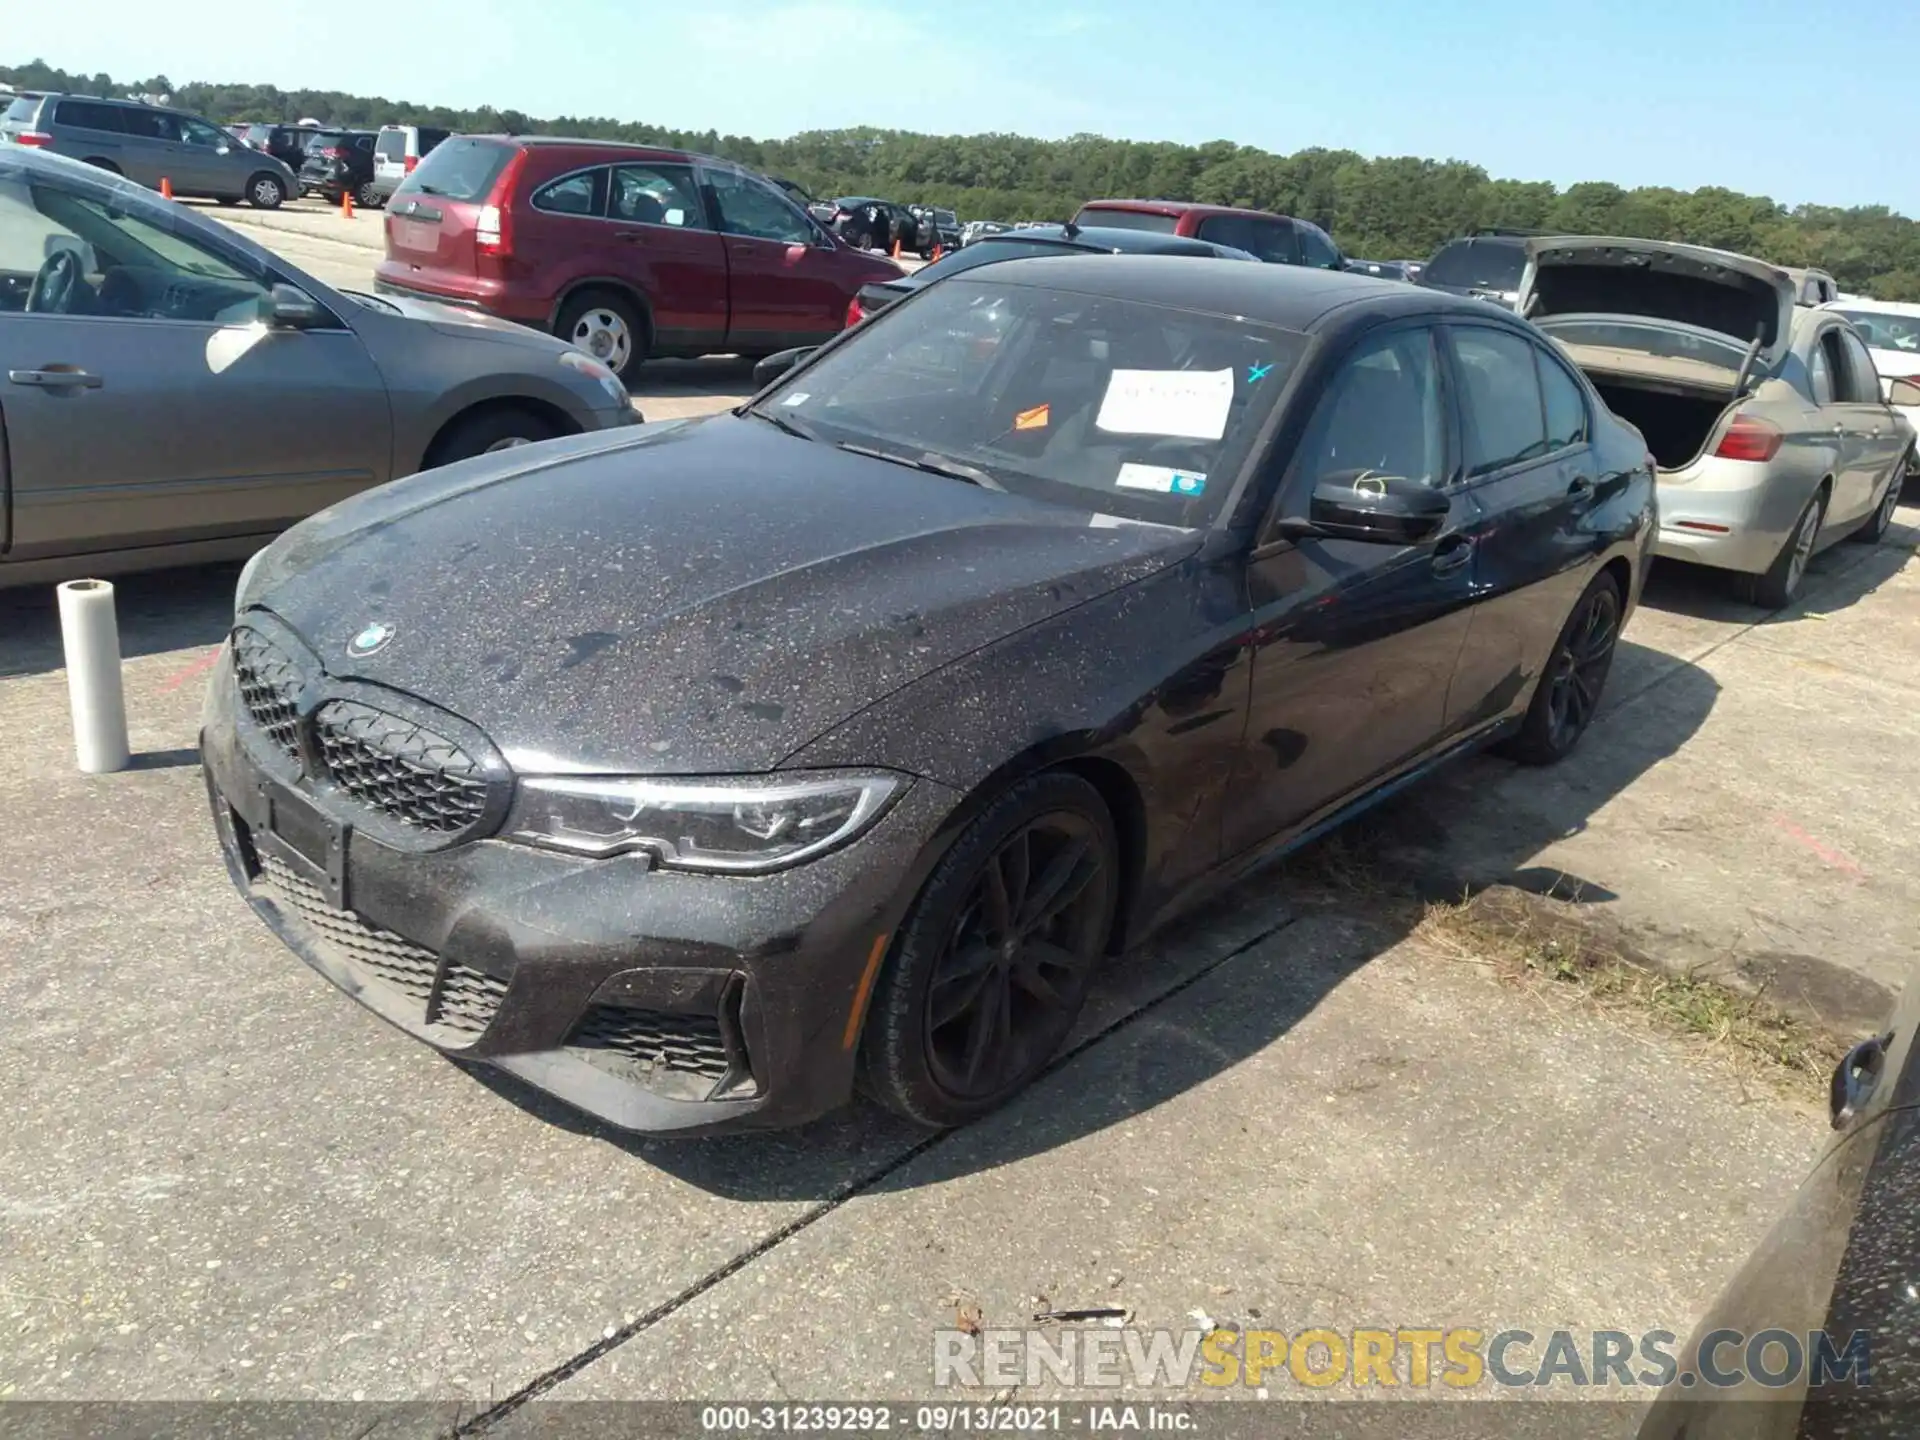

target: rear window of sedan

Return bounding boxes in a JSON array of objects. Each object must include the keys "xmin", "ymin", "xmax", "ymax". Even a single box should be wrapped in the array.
[{"xmin": 1072, "ymin": 206, "xmax": 1179, "ymax": 234}]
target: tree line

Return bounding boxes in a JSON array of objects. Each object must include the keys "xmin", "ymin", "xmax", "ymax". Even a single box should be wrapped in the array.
[{"xmin": 8, "ymin": 55, "xmax": 1920, "ymax": 299}]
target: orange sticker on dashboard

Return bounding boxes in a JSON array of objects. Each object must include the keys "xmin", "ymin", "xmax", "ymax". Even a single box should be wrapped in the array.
[{"xmin": 1014, "ymin": 403, "xmax": 1051, "ymax": 431}]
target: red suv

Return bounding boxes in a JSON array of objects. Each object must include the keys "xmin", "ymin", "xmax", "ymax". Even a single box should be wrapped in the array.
[
  {"xmin": 375, "ymin": 137, "xmax": 904, "ymax": 380},
  {"xmin": 1070, "ymin": 200, "xmax": 1347, "ymax": 270}
]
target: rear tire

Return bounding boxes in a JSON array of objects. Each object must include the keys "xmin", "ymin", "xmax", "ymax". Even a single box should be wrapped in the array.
[
  {"xmin": 247, "ymin": 173, "xmax": 287, "ymax": 210},
  {"xmin": 1851, "ymin": 452, "xmax": 1905, "ymax": 544},
  {"xmin": 859, "ymin": 772, "xmax": 1119, "ymax": 1129},
  {"xmin": 1750, "ymin": 489, "xmax": 1826, "ymax": 609},
  {"xmin": 555, "ymin": 289, "xmax": 648, "ymax": 381},
  {"xmin": 1497, "ymin": 571, "xmax": 1623, "ymax": 766},
  {"xmin": 427, "ymin": 407, "xmax": 559, "ymax": 467},
  {"xmin": 355, "ymin": 181, "xmax": 383, "ymax": 209}
]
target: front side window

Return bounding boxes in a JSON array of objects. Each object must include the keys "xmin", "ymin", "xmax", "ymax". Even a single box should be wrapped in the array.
[
  {"xmin": 708, "ymin": 170, "xmax": 813, "ymax": 244},
  {"xmin": 752, "ymin": 278, "xmax": 1306, "ymax": 525},
  {"xmin": 1452, "ymin": 326, "xmax": 1548, "ymax": 475},
  {"xmin": 179, "ymin": 117, "xmax": 228, "ymax": 148},
  {"xmin": 1837, "ymin": 330, "xmax": 1883, "ymax": 404},
  {"xmin": 1294, "ymin": 328, "xmax": 1447, "ymax": 491},
  {"xmin": 1298, "ymin": 224, "xmax": 1341, "ymax": 270},
  {"xmin": 0, "ymin": 175, "xmax": 270, "ymax": 324},
  {"xmin": 611, "ymin": 164, "xmax": 705, "ymax": 228}
]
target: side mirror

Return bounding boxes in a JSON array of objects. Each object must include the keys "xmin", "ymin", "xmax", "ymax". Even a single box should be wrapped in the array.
[
  {"xmin": 1889, "ymin": 377, "xmax": 1920, "ymax": 408},
  {"xmin": 753, "ymin": 346, "xmax": 815, "ymax": 387},
  {"xmin": 265, "ymin": 283, "xmax": 324, "ymax": 329},
  {"xmin": 1276, "ymin": 472, "xmax": 1452, "ymax": 545}
]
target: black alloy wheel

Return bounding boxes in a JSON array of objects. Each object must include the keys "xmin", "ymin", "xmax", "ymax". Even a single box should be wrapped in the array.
[
  {"xmin": 860, "ymin": 772, "xmax": 1119, "ymax": 1128},
  {"xmin": 1499, "ymin": 572, "xmax": 1622, "ymax": 765}
]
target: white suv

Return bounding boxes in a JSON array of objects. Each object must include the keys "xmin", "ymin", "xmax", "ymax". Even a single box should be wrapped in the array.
[{"xmin": 370, "ymin": 124, "xmax": 451, "ymax": 203}]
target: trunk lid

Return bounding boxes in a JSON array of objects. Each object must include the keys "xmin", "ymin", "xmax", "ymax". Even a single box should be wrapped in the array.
[{"xmin": 1521, "ymin": 237, "xmax": 1795, "ymax": 390}]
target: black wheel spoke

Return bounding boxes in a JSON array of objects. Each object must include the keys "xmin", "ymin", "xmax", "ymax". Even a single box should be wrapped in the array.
[
  {"xmin": 1018, "ymin": 837, "xmax": 1095, "ymax": 933},
  {"xmin": 930, "ymin": 943, "xmax": 998, "ymax": 1028},
  {"xmin": 960, "ymin": 974, "xmax": 1006, "ymax": 1088},
  {"xmin": 1000, "ymin": 830, "xmax": 1032, "ymax": 929},
  {"xmin": 981, "ymin": 854, "xmax": 1016, "ymax": 944}
]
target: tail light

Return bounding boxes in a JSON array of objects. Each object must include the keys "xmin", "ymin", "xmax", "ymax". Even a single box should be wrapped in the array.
[
  {"xmin": 16, "ymin": 132, "xmax": 52, "ymax": 148},
  {"xmin": 475, "ymin": 147, "xmax": 528, "ymax": 260},
  {"xmin": 317, "ymin": 146, "xmax": 344, "ymax": 159},
  {"xmin": 403, "ymin": 154, "xmax": 419, "ymax": 173},
  {"xmin": 1713, "ymin": 415, "xmax": 1784, "ymax": 463},
  {"xmin": 845, "ymin": 295, "xmax": 865, "ymax": 328}
]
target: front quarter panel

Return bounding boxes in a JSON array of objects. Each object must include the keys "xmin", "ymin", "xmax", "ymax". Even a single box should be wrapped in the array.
[{"xmin": 786, "ymin": 550, "xmax": 1253, "ymax": 929}]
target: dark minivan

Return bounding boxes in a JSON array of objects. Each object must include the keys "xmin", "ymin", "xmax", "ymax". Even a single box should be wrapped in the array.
[{"xmin": 374, "ymin": 136, "xmax": 902, "ymax": 380}]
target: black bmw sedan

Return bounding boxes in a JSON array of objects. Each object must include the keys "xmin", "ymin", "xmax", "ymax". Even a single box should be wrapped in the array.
[{"xmin": 203, "ymin": 258, "xmax": 1657, "ymax": 1136}]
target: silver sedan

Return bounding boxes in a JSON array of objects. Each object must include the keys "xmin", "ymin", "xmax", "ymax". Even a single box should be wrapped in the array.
[
  {"xmin": 1, "ymin": 148, "xmax": 640, "ymax": 588},
  {"xmin": 1521, "ymin": 237, "xmax": 1910, "ymax": 607}
]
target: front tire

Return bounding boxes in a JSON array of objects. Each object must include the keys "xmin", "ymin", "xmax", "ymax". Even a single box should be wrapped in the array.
[
  {"xmin": 1750, "ymin": 489, "xmax": 1826, "ymax": 609},
  {"xmin": 1498, "ymin": 571, "xmax": 1623, "ymax": 766},
  {"xmin": 247, "ymin": 173, "xmax": 287, "ymax": 210},
  {"xmin": 555, "ymin": 289, "xmax": 648, "ymax": 381},
  {"xmin": 426, "ymin": 407, "xmax": 559, "ymax": 467},
  {"xmin": 859, "ymin": 772, "xmax": 1119, "ymax": 1129}
]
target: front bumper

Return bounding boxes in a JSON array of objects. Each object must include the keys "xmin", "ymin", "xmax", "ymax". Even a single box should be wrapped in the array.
[{"xmin": 200, "ymin": 648, "xmax": 959, "ymax": 1135}]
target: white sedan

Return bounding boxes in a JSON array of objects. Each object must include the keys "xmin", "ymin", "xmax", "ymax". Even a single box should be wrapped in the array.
[{"xmin": 1820, "ymin": 297, "xmax": 1920, "ymax": 474}]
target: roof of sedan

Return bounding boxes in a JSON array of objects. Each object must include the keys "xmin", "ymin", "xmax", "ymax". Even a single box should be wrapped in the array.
[{"xmin": 965, "ymin": 253, "xmax": 1502, "ymax": 330}]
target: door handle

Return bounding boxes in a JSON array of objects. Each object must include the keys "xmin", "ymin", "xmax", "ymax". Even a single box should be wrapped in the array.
[
  {"xmin": 613, "ymin": 230, "xmax": 646, "ymax": 242},
  {"xmin": 9, "ymin": 368, "xmax": 103, "ymax": 389},
  {"xmin": 1430, "ymin": 537, "xmax": 1474, "ymax": 575},
  {"xmin": 1830, "ymin": 1032, "xmax": 1892, "ymax": 1129}
]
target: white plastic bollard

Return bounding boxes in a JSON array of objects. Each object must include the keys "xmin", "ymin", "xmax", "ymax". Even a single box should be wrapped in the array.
[{"xmin": 56, "ymin": 578, "xmax": 131, "ymax": 774}]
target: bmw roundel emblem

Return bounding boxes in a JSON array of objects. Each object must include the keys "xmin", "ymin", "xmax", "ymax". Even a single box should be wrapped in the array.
[{"xmin": 347, "ymin": 621, "xmax": 396, "ymax": 658}]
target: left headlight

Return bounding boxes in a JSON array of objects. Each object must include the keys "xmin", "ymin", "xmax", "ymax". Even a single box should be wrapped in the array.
[
  {"xmin": 504, "ymin": 771, "xmax": 904, "ymax": 873},
  {"xmin": 557, "ymin": 348, "xmax": 630, "ymax": 406}
]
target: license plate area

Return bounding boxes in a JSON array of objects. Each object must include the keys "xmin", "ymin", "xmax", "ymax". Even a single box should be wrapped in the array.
[
  {"xmin": 258, "ymin": 782, "xmax": 350, "ymax": 908},
  {"xmin": 392, "ymin": 217, "xmax": 438, "ymax": 252}
]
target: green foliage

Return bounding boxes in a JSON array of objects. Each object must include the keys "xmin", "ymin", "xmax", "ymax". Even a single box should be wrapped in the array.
[{"xmin": 8, "ymin": 55, "xmax": 1920, "ymax": 298}]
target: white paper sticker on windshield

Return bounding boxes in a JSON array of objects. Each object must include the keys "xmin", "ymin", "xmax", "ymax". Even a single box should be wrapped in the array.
[
  {"xmin": 1115, "ymin": 463, "xmax": 1207, "ymax": 495},
  {"xmin": 781, "ymin": 392, "xmax": 810, "ymax": 406},
  {"xmin": 1097, "ymin": 368, "xmax": 1234, "ymax": 440}
]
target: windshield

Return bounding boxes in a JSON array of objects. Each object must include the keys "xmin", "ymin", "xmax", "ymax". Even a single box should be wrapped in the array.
[
  {"xmin": 1422, "ymin": 239, "xmax": 1526, "ymax": 291},
  {"xmin": 1834, "ymin": 309, "xmax": 1920, "ymax": 353},
  {"xmin": 1072, "ymin": 207, "xmax": 1179, "ymax": 235},
  {"xmin": 752, "ymin": 277, "xmax": 1305, "ymax": 525}
]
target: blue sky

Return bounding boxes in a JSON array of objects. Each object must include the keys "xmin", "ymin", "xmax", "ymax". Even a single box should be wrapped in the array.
[{"xmin": 10, "ymin": 0, "xmax": 1914, "ymax": 213}]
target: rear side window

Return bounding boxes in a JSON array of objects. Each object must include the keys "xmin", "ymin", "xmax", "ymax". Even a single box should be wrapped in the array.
[
  {"xmin": 1452, "ymin": 326, "xmax": 1549, "ymax": 475},
  {"xmin": 1538, "ymin": 349, "xmax": 1589, "ymax": 449},
  {"xmin": 1196, "ymin": 213, "xmax": 1256, "ymax": 251},
  {"xmin": 534, "ymin": 168, "xmax": 606, "ymax": 217},
  {"xmin": 54, "ymin": 100, "xmax": 126, "ymax": 133},
  {"xmin": 611, "ymin": 164, "xmax": 705, "ymax": 227},
  {"xmin": 402, "ymin": 137, "xmax": 514, "ymax": 201},
  {"xmin": 1074, "ymin": 206, "xmax": 1178, "ymax": 234},
  {"xmin": 1836, "ymin": 329, "xmax": 1882, "ymax": 404}
]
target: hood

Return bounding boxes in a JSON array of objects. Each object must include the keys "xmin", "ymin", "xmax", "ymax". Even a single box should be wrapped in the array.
[
  {"xmin": 247, "ymin": 415, "xmax": 1201, "ymax": 775},
  {"xmin": 1520, "ymin": 237, "xmax": 1795, "ymax": 373},
  {"xmin": 345, "ymin": 291, "xmax": 573, "ymax": 351}
]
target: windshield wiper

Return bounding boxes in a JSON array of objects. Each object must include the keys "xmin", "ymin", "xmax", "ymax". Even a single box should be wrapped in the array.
[
  {"xmin": 835, "ymin": 442, "xmax": 1005, "ymax": 491},
  {"xmin": 746, "ymin": 407, "xmax": 819, "ymax": 442}
]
